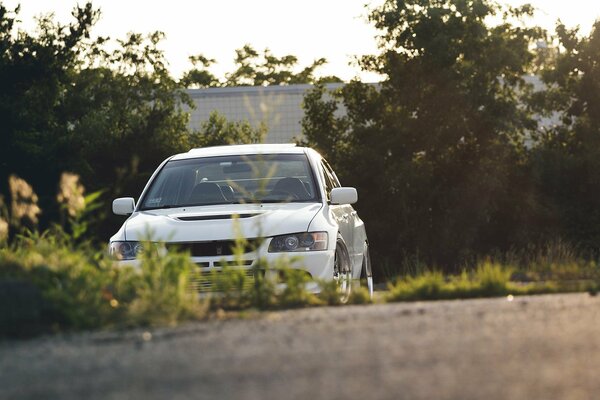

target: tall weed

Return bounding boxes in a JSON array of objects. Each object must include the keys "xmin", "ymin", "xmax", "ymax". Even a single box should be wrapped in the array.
[{"xmin": 125, "ymin": 242, "xmax": 207, "ymax": 327}]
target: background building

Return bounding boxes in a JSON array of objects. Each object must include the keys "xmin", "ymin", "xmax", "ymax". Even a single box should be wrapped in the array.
[
  {"xmin": 186, "ymin": 77, "xmax": 557, "ymax": 145},
  {"xmin": 186, "ymin": 83, "xmax": 344, "ymax": 144}
]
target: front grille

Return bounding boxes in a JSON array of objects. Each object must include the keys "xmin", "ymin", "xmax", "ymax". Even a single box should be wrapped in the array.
[
  {"xmin": 190, "ymin": 266, "xmax": 262, "ymax": 293},
  {"xmin": 167, "ymin": 239, "xmax": 262, "ymax": 257}
]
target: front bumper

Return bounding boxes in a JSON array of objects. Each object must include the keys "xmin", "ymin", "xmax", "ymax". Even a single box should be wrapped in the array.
[{"xmin": 115, "ymin": 248, "xmax": 335, "ymax": 293}]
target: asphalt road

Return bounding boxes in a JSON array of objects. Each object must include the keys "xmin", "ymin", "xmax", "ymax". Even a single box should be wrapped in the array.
[{"xmin": 2, "ymin": 293, "xmax": 600, "ymax": 400}]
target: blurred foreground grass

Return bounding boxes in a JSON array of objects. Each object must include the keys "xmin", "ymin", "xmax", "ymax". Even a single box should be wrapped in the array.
[
  {"xmin": 1, "ymin": 231, "xmax": 599, "ymax": 338},
  {"xmin": 0, "ymin": 229, "xmax": 373, "ymax": 338}
]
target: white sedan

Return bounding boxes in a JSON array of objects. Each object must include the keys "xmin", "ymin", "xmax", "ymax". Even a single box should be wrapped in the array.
[{"xmin": 109, "ymin": 144, "xmax": 372, "ymax": 297}]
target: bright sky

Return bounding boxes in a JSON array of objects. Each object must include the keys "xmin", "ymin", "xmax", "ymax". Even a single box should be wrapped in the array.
[{"xmin": 5, "ymin": 0, "xmax": 600, "ymax": 82}]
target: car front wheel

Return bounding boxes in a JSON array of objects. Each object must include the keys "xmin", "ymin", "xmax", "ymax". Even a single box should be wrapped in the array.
[{"xmin": 333, "ymin": 241, "xmax": 352, "ymax": 303}]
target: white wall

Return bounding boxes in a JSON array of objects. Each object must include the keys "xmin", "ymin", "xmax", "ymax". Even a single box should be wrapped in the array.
[{"xmin": 186, "ymin": 84, "xmax": 345, "ymax": 144}]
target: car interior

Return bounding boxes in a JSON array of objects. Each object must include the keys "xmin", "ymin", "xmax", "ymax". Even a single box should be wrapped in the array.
[{"xmin": 186, "ymin": 176, "xmax": 313, "ymax": 204}]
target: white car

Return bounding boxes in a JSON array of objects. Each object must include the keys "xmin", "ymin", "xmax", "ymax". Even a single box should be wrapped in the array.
[{"xmin": 109, "ymin": 144, "xmax": 372, "ymax": 296}]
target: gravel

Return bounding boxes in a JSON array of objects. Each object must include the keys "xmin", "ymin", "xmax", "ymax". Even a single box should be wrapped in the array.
[{"xmin": 2, "ymin": 293, "xmax": 600, "ymax": 400}]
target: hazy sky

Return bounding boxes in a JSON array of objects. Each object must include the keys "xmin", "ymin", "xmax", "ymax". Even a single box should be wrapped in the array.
[{"xmin": 5, "ymin": 1, "xmax": 600, "ymax": 82}]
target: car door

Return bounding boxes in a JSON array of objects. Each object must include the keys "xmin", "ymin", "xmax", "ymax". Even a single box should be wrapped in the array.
[{"xmin": 320, "ymin": 159, "xmax": 355, "ymax": 266}]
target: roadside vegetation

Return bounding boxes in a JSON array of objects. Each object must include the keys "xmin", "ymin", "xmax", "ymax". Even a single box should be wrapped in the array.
[
  {"xmin": 385, "ymin": 260, "xmax": 597, "ymax": 303},
  {"xmin": 2, "ymin": 218, "xmax": 598, "ymax": 338},
  {"xmin": 3, "ymin": 0, "xmax": 600, "ymax": 337},
  {"xmin": 0, "ymin": 227, "xmax": 372, "ymax": 338}
]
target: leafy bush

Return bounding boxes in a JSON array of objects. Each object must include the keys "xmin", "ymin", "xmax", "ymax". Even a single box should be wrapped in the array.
[
  {"xmin": 0, "ymin": 231, "xmax": 210, "ymax": 336},
  {"xmin": 347, "ymin": 285, "xmax": 372, "ymax": 305},
  {"xmin": 384, "ymin": 258, "xmax": 600, "ymax": 303},
  {"xmin": 0, "ymin": 231, "xmax": 118, "ymax": 331},
  {"xmin": 476, "ymin": 262, "xmax": 513, "ymax": 296},
  {"xmin": 278, "ymin": 268, "xmax": 320, "ymax": 309},
  {"xmin": 386, "ymin": 271, "xmax": 447, "ymax": 302},
  {"xmin": 387, "ymin": 262, "xmax": 540, "ymax": 302},
  {"xmin": 2, "ymin": 223, "xmax": 598, "ymax": 338},
  {"xmin": 315, "ymin": 279, "xmax": 342, "ymax": 306}
]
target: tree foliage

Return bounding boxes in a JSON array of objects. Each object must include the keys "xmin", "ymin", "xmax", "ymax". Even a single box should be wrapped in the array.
[
  {"xmin": 302, "ymin": 0, "xmax": 545, "ymax": 271},
  {"xmin": 529, "ymin": 21, "xmax": 600, "ymax": 249},
  {"xmin": 0, "ymin": 3, "xmax": 109, "ymax": 229},
  {"xmin": 189, "ymin": 111, "xmax": 266, "ymax": 148},
  {"xmin": 181, "ymin": 44, "xmax": 342, "ymax": 88},
  {"xmin": 180, "ymin": 54, "xmax": 220, "ymax": 88}
]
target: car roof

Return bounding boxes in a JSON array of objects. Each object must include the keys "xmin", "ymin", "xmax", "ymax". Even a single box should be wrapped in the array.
[{"xmin": 170, "ymin": 143, "xmax": 308, "ymax": 160}]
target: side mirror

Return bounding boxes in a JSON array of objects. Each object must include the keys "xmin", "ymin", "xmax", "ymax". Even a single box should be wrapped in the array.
[
  {"xmin": 330, "ymin": 187, "xmax": 358, "ymax": 205},
  {"xmin": 113, "ymin": 197, "xmax": 135, "ymax": 215}
]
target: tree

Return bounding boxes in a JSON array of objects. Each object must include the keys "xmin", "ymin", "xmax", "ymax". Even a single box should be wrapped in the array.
[
  {"xmin": 0, "ymin": 3, "xmax": 193, "ymax": 240},
  {"xmin": 530, "ymin": 21, "xmax": 600, "ymax": 250},
  {"xmin": 181, "ymin": 44, "xmax": 341, "ymax": 88},
  {"xmin": 0, "ymin": 3, "xmax": 102, "ymax": 226},
  {"xmin": 190, "ymin": 111, "xmax": 266, "ymax": 147},
  {"xmin": 180, "ymin": 54, "xmax": 220, "ymax": 88},
  {"xmin": 302, "ymin": 0, "xmax": 543, "ymax": 272}
]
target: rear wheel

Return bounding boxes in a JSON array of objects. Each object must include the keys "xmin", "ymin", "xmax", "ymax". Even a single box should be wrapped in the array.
[
  {"xmin": 333, "ymin": 242, "xmax": 352, "ymax": 303},
  {"xmin": 360, "ymin": 244, "xmax": 374, "ymax": 298}
]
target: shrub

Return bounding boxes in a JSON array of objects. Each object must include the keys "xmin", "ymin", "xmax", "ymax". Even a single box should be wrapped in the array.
[
  {"xmin": 347, "ymin": 285, "xmax": 372, "ymax": 305},
  {"xmin": 0, "ymin": 231, "xmax": 209, "ymax": 336},
  {"xmin": 0, "ymin": 231, "xmax": 117, "ymax": 331},
  {"xmin": 475, "ymin": 262, "xmax": 512, "ymax": 296},
  {"xmin": 278, "ymin": 267, "xmax": 320, "ymax": 309},
  {"xmin": 386, "ymin": 262, "xmax": 513, "ymax": 302},
  {"xmin": 124, "ymin": 243, "xmax": 208, "ymax": 327}
]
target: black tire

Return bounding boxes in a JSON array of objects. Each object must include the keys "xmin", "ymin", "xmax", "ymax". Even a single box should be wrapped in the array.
[{"xmin": 360, "ymin": 244, "xmax": 374, "ymax": 298}]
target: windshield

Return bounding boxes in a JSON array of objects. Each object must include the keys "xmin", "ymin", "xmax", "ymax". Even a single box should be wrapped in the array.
[{"xmin": 139, "ymin": 153, "xmax": 319, "ymax": 210}]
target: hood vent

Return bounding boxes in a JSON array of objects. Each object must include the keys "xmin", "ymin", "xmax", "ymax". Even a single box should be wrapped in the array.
[{"xmin": 177, "ymin": 213, "xmax": 259, "ymax": 222}]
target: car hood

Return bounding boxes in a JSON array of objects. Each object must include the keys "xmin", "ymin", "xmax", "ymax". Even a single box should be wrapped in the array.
[{"xmin": 123, "ymin": 203, "xmax": 323, "ymax": 242}]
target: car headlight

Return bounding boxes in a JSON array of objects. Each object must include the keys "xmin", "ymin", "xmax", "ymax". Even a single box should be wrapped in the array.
[
  {"xmin": 268, "ymin": 232, "xmax": 328, "ymax": 252},
  {"xmin": 109, "ymin": 241, "xmax": 143, "ymax": 260}
]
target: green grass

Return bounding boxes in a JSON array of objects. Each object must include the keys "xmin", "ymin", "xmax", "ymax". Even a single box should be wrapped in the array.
[
  {"xmin": 2, "ymin": 228, "xmax": 599, "ymax": 338},
  {"xmin": 385, "ymin": 261, "xmax": 595, "ymax": 302},
  {"xmin": 122, "ymin": 243, "xmax": 208, "ymax": 327},
  {"xmin": 0, "ymin": 231, "xmax": 120, "ymax": 332},
  {"xmin": 0, "ymin": 232, "xmax": 209, "ymax": 335},
  {"xmin": 0, "ymin": 228, "xmax": 369, "ymax": 337}
]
